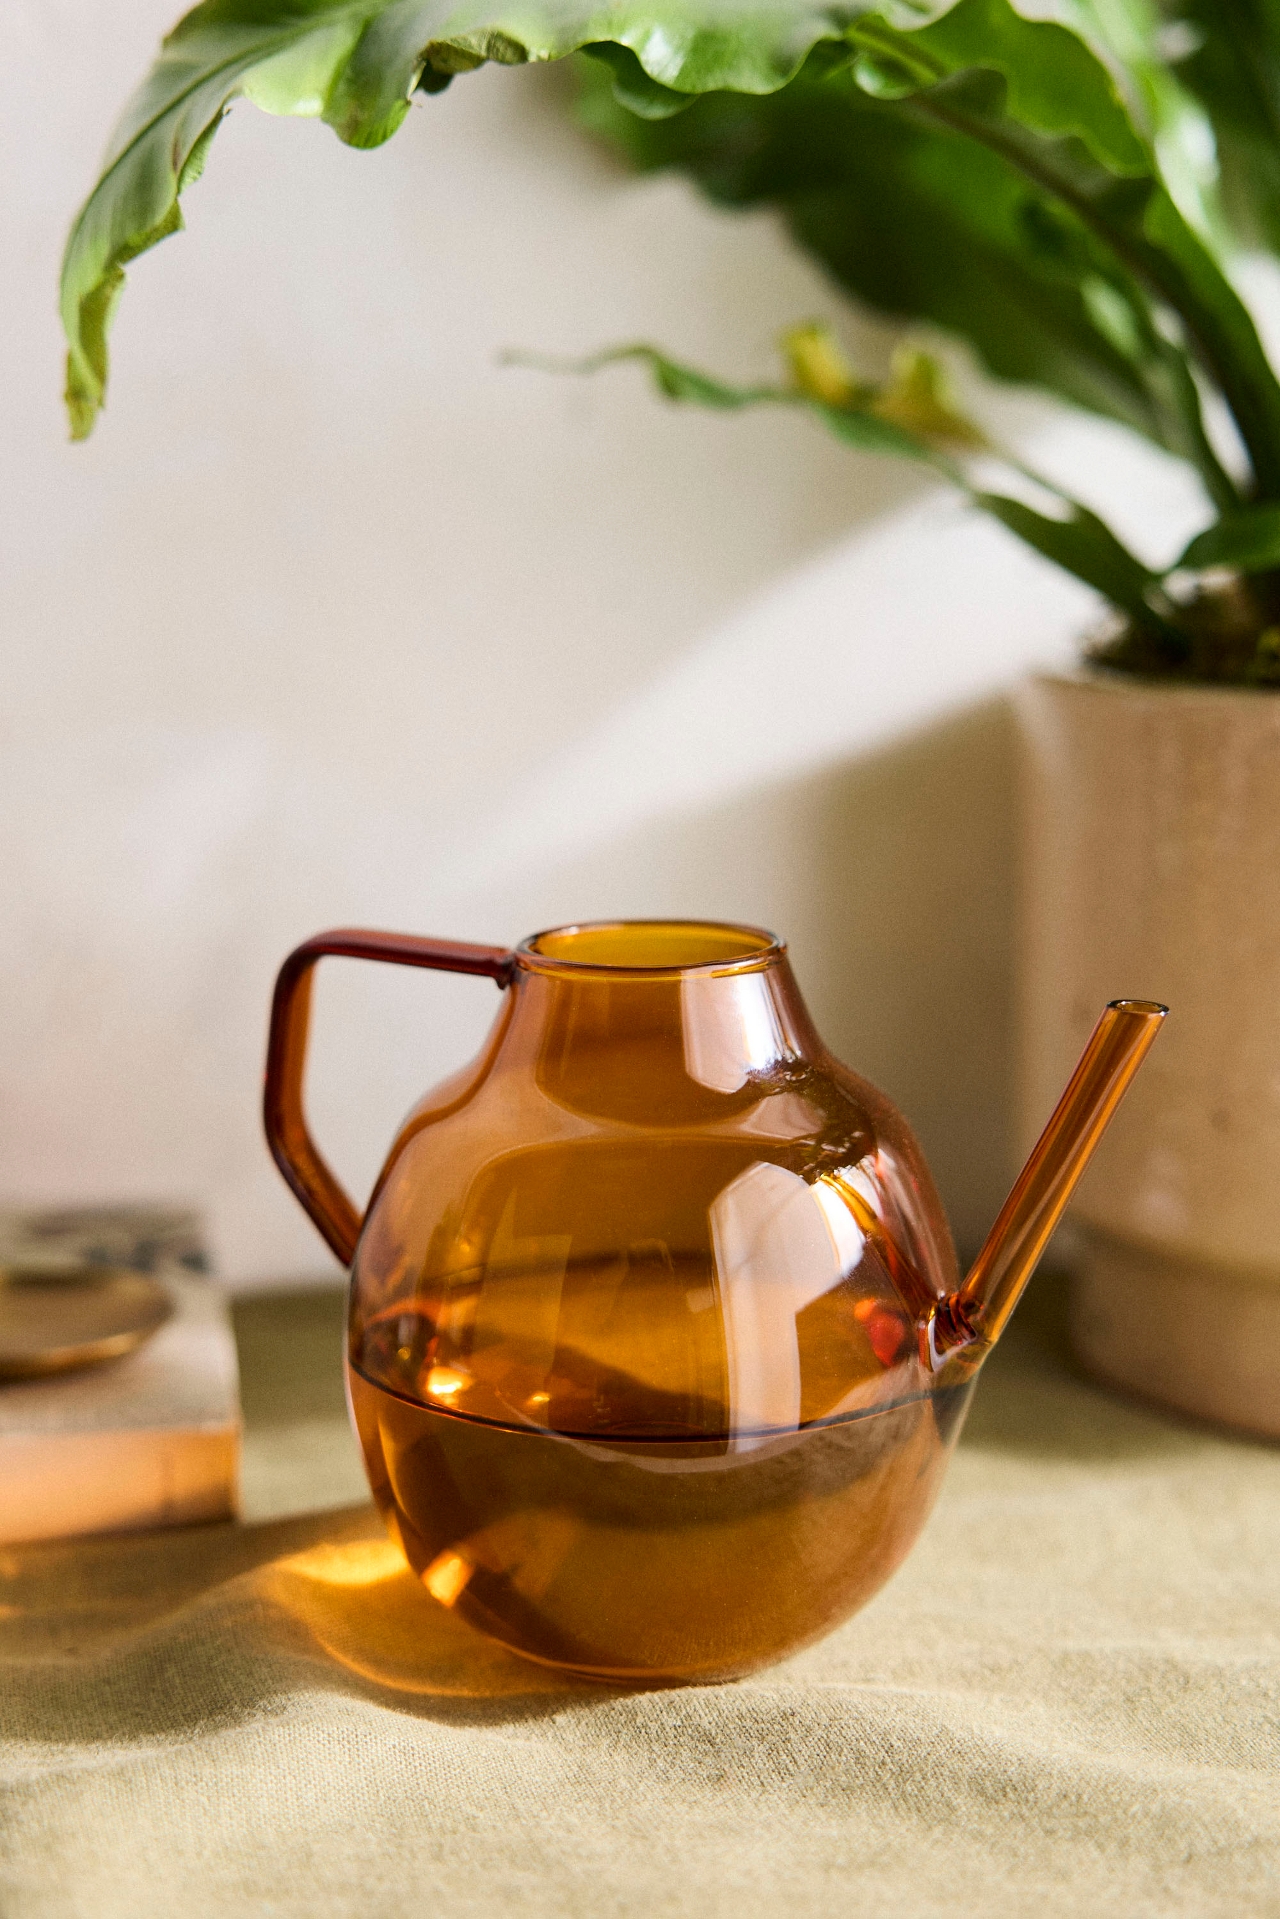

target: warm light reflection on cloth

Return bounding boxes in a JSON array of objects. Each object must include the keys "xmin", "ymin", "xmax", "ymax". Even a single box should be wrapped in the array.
[
  {"xmin": 264, "ymin": 1526, "xmax": 587, "ymax": 1701},
  {"xmin": 277, "ymin": 1539, "xmax": 406, "ymax": 1588}
]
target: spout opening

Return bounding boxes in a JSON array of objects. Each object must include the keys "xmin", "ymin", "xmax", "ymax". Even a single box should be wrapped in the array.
[{"xmin": 518, "ymin": 920, "xmax": 783, "ymax": 976}]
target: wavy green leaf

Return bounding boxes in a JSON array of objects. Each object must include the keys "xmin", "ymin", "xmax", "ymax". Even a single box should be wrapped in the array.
[
  {"xmin": 61, "ymin": 0, "xmax": 1280, "ymax": 584},
  {"xmin": 577, "ymin": 48, "xmax": 1238, "ymax": 507},
  {"xmin": 62, "ymin": 0, "xmax": 903, "ymax": 437},
  {"xmin": 61, "ymin": 0, "xmax": 1270, "ymax": 464}
]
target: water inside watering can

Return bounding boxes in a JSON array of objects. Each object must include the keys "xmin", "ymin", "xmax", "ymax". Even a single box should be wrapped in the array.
[{"xmin": 348, "ymin": 1255, "xmax": 970, "ymax": 1683}]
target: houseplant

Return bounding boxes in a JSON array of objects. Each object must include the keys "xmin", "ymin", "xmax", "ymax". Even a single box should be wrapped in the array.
[{"xmin": 61, "ymin": 0, "xmax": 1280, "ymax": 1433}]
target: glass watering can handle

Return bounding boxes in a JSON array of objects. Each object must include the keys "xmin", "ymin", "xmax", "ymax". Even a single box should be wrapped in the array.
[{"xmin": 263, "ymin": 929, "xmax": 515, "ymax": 1266}]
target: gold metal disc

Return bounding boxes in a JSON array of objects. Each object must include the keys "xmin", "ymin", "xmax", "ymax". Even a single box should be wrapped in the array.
[{"xmin": 0, "ymin": 1264, "xmax": 173, "ymax": 1381}]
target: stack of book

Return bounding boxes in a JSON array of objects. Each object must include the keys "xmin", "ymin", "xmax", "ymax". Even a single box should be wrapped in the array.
[{"xmin": 0, "ymin": 1207, "xmax": 240, "ymax": 1543}]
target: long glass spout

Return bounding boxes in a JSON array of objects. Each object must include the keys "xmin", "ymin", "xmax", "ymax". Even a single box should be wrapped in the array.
[{"xmin": 925, "ymin": 999, "xmax": 1167, "ymax": 1369}]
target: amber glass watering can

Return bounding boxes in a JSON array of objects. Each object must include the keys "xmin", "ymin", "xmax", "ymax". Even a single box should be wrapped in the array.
[{"xmin": 265, "ymin": 920, "xmax": 1163, "ymax": 1684}]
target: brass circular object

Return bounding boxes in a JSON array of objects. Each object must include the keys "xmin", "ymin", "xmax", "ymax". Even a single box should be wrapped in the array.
[{"xmin": 0, "ymin": 1264, "xmax": 173, "ymax": 1381}]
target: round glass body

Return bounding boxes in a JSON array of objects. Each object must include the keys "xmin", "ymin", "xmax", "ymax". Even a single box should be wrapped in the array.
[{"xmin": 345, "ymin": 922, "xmax": 967, "ymax": 1684}]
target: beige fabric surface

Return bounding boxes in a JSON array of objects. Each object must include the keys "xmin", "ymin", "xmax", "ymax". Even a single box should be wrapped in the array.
[{"xmin": 2, "ymin": 1275, "xmax": 1278, "ymax": 1918}]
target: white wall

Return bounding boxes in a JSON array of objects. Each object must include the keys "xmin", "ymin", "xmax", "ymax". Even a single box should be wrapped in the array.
[{"xmin": 5, "ymin": 1, "xmax": 1198, "ymax": 1282}]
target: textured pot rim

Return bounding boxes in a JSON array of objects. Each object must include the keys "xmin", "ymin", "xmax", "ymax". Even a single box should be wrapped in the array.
[{"xmin": 1029, "ymin": 664, "xmax": 1280, "ymax": 704}]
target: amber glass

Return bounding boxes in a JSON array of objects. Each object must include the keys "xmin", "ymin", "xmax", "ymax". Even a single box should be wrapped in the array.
[{"xmin": 263, "ymin": 920, "xmax": 1164, "ymax": 1685}]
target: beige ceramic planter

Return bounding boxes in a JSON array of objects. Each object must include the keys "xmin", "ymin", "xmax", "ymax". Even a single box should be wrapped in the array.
[{"xmin": 1020, "ymin": 670, "xmax": 1280, "ymax": 1437}]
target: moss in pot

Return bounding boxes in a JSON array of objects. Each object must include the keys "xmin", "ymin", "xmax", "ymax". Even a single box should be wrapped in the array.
[{"xmin": 62, "ymin": 0, "xmax": 1280, "ymax": 1431}]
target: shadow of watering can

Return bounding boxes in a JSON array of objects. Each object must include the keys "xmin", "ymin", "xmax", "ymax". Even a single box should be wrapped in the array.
[{"xmin": 264, "ymin": 919, "xmax": 1164, "ymax": 1685}]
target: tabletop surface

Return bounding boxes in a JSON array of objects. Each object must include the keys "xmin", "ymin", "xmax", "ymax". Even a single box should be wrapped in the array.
[{"xmin": 2, "ymin": 1272, "xmax": 1278, "ymax": 1918}]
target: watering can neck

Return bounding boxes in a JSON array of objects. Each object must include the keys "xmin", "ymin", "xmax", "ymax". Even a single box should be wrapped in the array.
[{"xmin": 499, "ymin": 932, "xmax": 824, "ymax": 1103}]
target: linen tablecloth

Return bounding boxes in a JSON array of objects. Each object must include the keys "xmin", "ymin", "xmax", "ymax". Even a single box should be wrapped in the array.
[{"xmin": 2, "ymin": 1274, "xmax": 1278, "ymax": 1917}]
